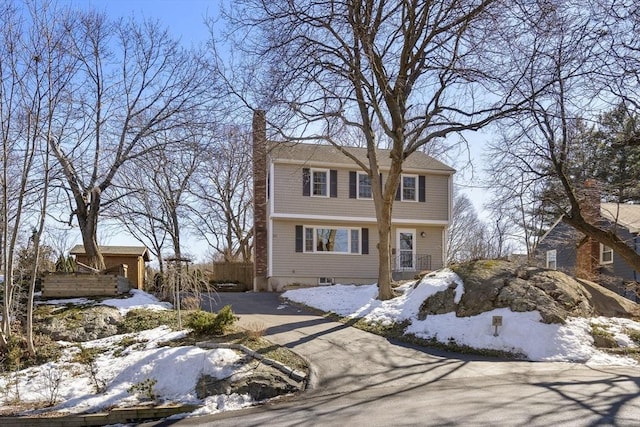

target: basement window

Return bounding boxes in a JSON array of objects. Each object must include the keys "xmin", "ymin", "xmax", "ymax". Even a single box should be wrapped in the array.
[{"xmin": 318, "ymin": 277, "xmax": 334, "ymax": 286}]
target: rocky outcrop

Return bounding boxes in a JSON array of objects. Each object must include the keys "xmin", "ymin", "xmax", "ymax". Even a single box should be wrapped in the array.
[
  {"xmin": 419, "ymin": 260, "xmax": 638, "ymax": 324},
  {"xmin": 36, "ymin": 305, "xmax": 122, "ymax": 341},
  {"xmin": 196, "ymin": 363, "xmax": 301, "ymax": 401}
]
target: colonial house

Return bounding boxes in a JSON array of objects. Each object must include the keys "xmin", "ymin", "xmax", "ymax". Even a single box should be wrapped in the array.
[
  {"xmin": 536, "ymin": 202, "xmax": 640, "ymax": 301},
  {"xmin": 252, "ymin": 111, "xmax": 455, "ymax": 291}
]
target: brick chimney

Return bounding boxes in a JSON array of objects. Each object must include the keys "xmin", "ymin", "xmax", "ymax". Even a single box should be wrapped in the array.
[
  {"xmin": 253, "ymin": 110, "xmax": 268, "ymax": 291},
  {"xmin": 575, "ymin": 179, "xmax": 601, "ymax": 281}
]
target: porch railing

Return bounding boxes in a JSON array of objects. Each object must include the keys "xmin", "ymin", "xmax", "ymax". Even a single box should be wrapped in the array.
[{"xmin": 392, "ymin": 254, "xmax": 432, "ymax": 272}]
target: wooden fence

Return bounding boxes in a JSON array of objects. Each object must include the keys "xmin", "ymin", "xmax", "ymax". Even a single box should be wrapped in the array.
[
  {"xmin": 42, "ymin": 272, "xmax": 130, "ymax": 298},
  {"xmin": 210, "ymin": 262, "xmax": 254, "ymax": 291}
]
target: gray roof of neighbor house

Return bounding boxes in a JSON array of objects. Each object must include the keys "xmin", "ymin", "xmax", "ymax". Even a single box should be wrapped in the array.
[
  {"xmin": 267, "ymin": 142, "xmax": 455, "ymax": 173},
  {"xmin": 601, "ymin": 203, "xmax": 640, "ymax": 234},
  {"xmin": 69, "ymin": 245, "xmax": 151, "ymax": 261}
]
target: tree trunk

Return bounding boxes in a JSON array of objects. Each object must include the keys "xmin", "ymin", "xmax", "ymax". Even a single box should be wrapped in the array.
[
  {"xmin": 370, "ymin": 145, "xmax": 403, "ymax": 301},
  {"xmin": 26, "ymin": 235, "xmax": 40, "ymax": 357},
  {"xmin": 77, "ymin": 188, "xmax": 105, "ymax": 270},
  {"xmin": 80, "ymin": 220, "xmax": 104, "ymax": 269},
  {"xmin": 376, "ymin": 208, "xmax": 394, "ymax": 300}
]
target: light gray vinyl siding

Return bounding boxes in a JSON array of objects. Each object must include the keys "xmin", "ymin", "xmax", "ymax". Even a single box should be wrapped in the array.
[
  {"xmin": 270, "ymin": 220, "xmax": 379, "ymax": 280},
  {"xmin": 393, "ymin": 174, "xmax": 450, "ymax": 221},
  {"xmin": 391, "ymin": 226, "xmax": 445, "ymax": 270},
  {"xmin": 415, "ymin": 226, "xmax": 445, "ymax": 269},
  {"xmin": 271, "ymin": 162, "xmax": 450, "ymax": 222}
]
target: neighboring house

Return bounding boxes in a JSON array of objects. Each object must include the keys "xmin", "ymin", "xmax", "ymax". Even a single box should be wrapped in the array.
[
  {"xmin": 537, "ymin": 202, "xmax": 640, "ymax": 302},
  {"xmin": 69, "ymin": 245, "xmax": 151, "ymax": 290},
  {"xmin": 252, "ymin": 111, "xmax": 455, "ymax": 291}
]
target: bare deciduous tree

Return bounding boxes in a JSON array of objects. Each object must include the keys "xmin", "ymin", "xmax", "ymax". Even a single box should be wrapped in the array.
[
  {"xmin": 447, "ymin": 193, "xmax": 483, "ymax": 264},
  {"xmin": 488, "ymin": 0, "xmax": 640, "ymax": 272},
  {"xmin": 190, "ymin": 127, "xmax": 253, "ymax": 262},
  {"xmin": 0, "ymin": 0, "xmax": 68, "ymax": 352},
  {"xmin": 108, "ymin": 131, "xmax": 203, "ymax": 273},
  {"xmin": 485, "ymin": 144, "xmax": 553, "ymax": 259},
  {"xmin": 223, "ymin": 0, "xmax": 532, "ymax": 299},
  {"xmin": 50, "ymin": 12, "xmax": 211, "ymax": 269},
  {"xmin": 447, "ymin": 192, "xmax": 514, "ymax": 264}
]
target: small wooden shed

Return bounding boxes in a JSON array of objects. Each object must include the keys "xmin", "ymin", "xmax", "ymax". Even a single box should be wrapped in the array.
[{"xmin": 70, "ymin": 245, "xmax": 151, "ymax": 290}]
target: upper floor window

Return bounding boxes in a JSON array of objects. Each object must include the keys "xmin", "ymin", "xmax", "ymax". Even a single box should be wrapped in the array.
[
  {"xmin": 303, "ymin": 168, "xmax": 337, "ymax": 198},
  {"xmin": 312, "ymin": 169, "xmax": 328, "ymax": 197},
  {"xmin": 358, "ymin": 173, "xmax": 372, "ymax": 199},
  {"xmin": 402, "ymin": 175, "xmax": 417, "ymax": 201},
  {"xmin": 600, "ymin": 244, "xmax": 613, "ymax": 264},
  {"xmin": 546, "ymin": 249, "xmax": 557, "ymax": 270}
]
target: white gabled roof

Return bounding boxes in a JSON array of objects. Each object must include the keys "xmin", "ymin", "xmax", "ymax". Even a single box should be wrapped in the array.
[
  {"xmin": 601, "ymin": 203, "xmax": 640, "ymax": 234},
  {"xmin": 538, "ymin": 203, "xmax": 640, "ymax": 244}
]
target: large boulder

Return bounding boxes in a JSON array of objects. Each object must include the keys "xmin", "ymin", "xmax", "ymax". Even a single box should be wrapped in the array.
[
  {"xmin": 36, "ymin": 305, "xmax": 123, "ymax": 342},
  {"xmin": 196, "ymin": 363, "xmax": 301, "ymax": 401},
  {"xmin": 419, "ymin": 260, "xmax": 639, "ymax": 324}
]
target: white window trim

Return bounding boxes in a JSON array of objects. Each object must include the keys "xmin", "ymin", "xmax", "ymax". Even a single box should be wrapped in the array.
[
  {"xmin": 303, "ymin": 226, "xmax": 361, "ymax": 254},
  {"xmin": 546, "ymin": 249, "xmax": 557, "ymax": 270},
  {"xmin": 357, "ymin": 172, "xmax": 373, "ymax": 199},
  {"xmin": 396, "ymin": 228, "xmax": 416, "ymax": 270},
  {"xmin": 599, "ymin": 244, "xmax": 613, "ymax": 265},
  {"xmin": 318, "ymin": 277, "xmax": 334, "ymax": 286},
  {"xmin": 311, "ymin": 168, "xmax": 329, "ymax": 198},
  {"xmin": 401, "ymin": 174, "xmax": 418, "ymax": 202}
]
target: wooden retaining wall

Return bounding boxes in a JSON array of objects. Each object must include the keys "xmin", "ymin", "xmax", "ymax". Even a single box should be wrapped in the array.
[
  {"xmin": 0, "ymin": 404, "xmax": 199, "ymax": 427},
  {"xmin": 42, "ymin": 273, "xmax": 130, "ymax": 298}
]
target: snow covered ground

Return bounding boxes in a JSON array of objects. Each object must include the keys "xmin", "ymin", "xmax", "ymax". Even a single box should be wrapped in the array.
[
  {"xmin": 5, "ymin": 269, "xmax": 640, "ymax": 419},
  {"xmin": 283, "ymin": 269, "xmax": 640, "ymax": 366},
  {"xmin": 2, "ymin": 291, "xmax": 255, "ymax": 418}
]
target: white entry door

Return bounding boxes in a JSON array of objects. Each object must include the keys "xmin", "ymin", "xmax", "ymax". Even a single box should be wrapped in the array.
[{"xmin": 397, "ymin": 229, "xmax": 415, "ymax": 270}]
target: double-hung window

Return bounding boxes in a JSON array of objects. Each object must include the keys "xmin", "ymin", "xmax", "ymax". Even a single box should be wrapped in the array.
[
  {"xmin": 600, "ymin": 244, "xmax": 613, "ymax": 264},
  {"xmin": 401, "ymin": 175, "xmax": 417, "ymax": 201},
  {"xmin": 358, "ymin": 173, "xmax": 372, "ymax": 199},
  {"xmin": 312, "ymin": 169, "xmax": 329, "ymax": 197},
  {"xmin": 304, "ymin": 226, "xmax": 360, "ymax": 254},
  {"xmin": 303, "ymin": 168, "xmax": 337, "ymax": 198}
]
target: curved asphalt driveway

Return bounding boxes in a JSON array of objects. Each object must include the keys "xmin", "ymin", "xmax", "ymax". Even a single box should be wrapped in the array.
[{"xmin": 148, "ymin": 292, "xmax": 640, "ymax": 426}]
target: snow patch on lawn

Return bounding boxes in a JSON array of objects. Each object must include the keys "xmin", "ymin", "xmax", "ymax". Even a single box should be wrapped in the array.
[{"xmin": 283, "ymin": 269, "xmax": 639, "ymax": 366}]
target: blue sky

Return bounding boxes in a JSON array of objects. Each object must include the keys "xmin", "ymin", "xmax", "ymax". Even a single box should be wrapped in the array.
[{"xmin": 69, "ymin": 0, "xmax": 218, "ymax": 45}]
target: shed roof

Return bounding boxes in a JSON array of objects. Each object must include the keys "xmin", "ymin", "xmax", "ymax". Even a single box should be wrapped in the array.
[
  {"xmin": 267, "ymin": 142, "xmax": 455, "ymax": 174},
  {"xmin": 601, "ymin": 203, "xmax": 640, "ymax": 234},
  {"xmin": 70, "ymin": 245, "xmax": 151, "ymax": 262}
]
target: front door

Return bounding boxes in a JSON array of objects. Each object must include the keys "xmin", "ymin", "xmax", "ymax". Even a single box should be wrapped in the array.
[{"xmin": 397, "ymin": 229, "xmax": 415, "ymax": 270}]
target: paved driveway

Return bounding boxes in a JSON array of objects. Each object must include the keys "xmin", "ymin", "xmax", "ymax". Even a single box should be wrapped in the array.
[{"xmin": 146, "ymin": 292, "xmax": 640, "ymax": 426}]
